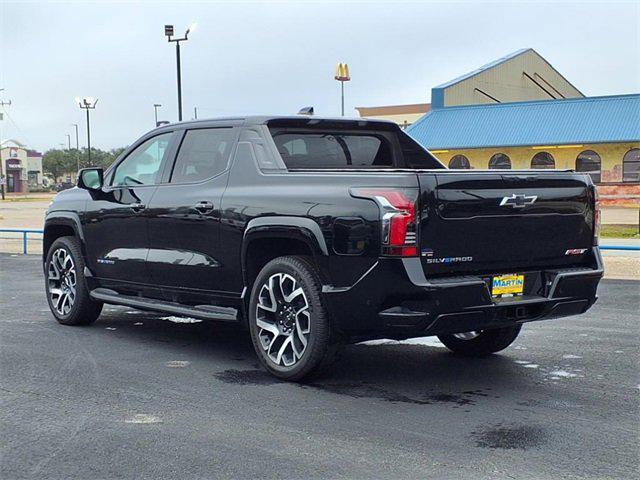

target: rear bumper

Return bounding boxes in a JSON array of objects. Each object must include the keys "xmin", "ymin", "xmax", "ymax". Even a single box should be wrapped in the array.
[{"xmin": 322, "ymin": 248, "xmax": 603, "ymax": 340}]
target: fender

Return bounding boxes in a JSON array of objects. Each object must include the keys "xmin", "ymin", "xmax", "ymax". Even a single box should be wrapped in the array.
[
  {"xmin": 43, "ymin": 212, "xmax": 86, "ymax": 265},
  {"xmin": 241, "ymin": 216, "xmax": 329, "ymax": 286}
]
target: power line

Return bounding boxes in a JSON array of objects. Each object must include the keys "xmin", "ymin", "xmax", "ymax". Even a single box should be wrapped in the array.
[{"xmin": 1, "ymin": 108, "xmax": 31, "ymax": 146}]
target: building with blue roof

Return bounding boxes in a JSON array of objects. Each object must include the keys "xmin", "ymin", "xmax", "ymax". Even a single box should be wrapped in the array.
[{"xmin": 398, "ymin": 49, "xmax": 639, "ymax": 204}]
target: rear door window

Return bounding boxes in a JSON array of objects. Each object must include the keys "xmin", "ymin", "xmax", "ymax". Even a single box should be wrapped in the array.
[
  {"xmin": 170, "ymin": 128, "xmax": 235, "ymax": 183},
  {"xmin": 273, "ymin": 132, "xmax": 393, "ymax": 169}
]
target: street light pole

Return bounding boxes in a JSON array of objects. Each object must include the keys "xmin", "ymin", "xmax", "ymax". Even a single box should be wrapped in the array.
[
  {"xmin": 66, "ymin": 134, "xmax": 71, "ymax": 150},
  {"xmin": 85, "ymin": 108, "xmax": 91, "ymax": 163},
  {"xmin": 153, "ymin": 103, "xmax": 162, "ymax": 126},
  {"xmin": 71, "ymin": 124, "xmax": 79, "ymax": 149},
  {"xmin": 164, "ymin": 23, "xmax": 196, "ymax": 122},
  {"xmin": 334, "ymin": 63, "xmax": 351, "ymax": 117},
  {"xmin": 71, "ymin": 123, "xmax": 80, "ymax": 172},
  {"xmin": 76, "ymin": 97, "xmax": 98, "ymax": 166},
  {"xmin": 176, "ymin": 42, "xmax": 182, "ymax": 121}
]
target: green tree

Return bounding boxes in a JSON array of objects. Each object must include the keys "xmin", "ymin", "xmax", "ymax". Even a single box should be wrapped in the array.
[
  {"xmin": 43, "ymin": 146, "xmax": 127, "ymax": 183},
  {"xmin": 42, "ymin": 149, "xmax": 76, "ymax": 182},
  {"xmin": 79, "ymin": 147, "xmax": 127, "ymax": 170}
]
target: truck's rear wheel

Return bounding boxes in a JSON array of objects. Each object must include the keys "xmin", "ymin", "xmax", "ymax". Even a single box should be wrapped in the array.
[
  {"xmin": 248, "ymin": 256, "xmax": 336, "ymax": 381},
  {"xmin": 437, "ymin": 325, "xmax": 522, "ymax": 357},
  {"xmin": 45, "ymin": 236, "xmax": 103, "ymax": 326}
]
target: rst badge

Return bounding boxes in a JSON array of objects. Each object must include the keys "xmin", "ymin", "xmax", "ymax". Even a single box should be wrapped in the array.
[
  {"xmin": 565, "ymin": 248, "xmax": 588, "ymax": 255},
  {"xmin": 499, "ymin": 194, "xmax": 537, "ymax": 209}
]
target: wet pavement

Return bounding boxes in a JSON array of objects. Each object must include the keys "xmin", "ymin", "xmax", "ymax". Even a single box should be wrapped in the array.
[{"xmin": 1, "ymin": 254, "xmax": 638, "ymax": 479}]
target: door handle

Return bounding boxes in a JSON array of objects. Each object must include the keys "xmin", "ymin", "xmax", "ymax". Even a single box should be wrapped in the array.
[
  {"xmin": 130, "ymin": 203, "xmax": 146, "ymax": 212},
  {"xmin": 194, "ymin": 201, "xmax": 214, "ymax": 214}
]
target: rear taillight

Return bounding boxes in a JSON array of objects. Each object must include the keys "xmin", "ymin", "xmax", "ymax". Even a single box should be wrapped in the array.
[
  {"xmin": 351, "ymin": 187, "xmax": 419, "ymax": 257},
  {"xmin": 593, "ymin": 186, "xmax": 601, "ymax": 246}
]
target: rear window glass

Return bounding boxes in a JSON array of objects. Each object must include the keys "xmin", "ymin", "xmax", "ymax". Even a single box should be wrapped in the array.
[{"xmin": 273, "ymin": 132, "xmax": 393, "ymax": 169}]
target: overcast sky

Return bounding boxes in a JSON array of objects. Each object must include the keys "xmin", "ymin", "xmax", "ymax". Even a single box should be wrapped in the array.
[{"xmin": 1, "ymin": 0, "xmax": 639, "ymax": 152}]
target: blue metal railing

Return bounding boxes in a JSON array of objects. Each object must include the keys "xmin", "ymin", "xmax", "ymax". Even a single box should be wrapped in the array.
[
  {"xmin": 599, "ymin": 245, "xmax": 640, "ymax": 251},
  {"xmin": 0, "ymin": 228, "xmax": 44, "ymax": 254},
  {"xmin": 0, "ymin": 227, "xmax": 639, "ymax": 255}
]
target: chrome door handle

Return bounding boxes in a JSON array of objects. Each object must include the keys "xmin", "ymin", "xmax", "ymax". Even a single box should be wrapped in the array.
[
  {"xmin": 194, "ymin": 201, "xmax": 214, "ymax": 214},
  {"xmin": 130, "ymin": 203, "xmax": 146, "ymax": 212}
]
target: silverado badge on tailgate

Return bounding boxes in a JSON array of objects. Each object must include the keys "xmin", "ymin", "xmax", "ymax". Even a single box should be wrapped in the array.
[{"xmin": 492, "ymin": 274, "xmax": 525, "ymax": 296}]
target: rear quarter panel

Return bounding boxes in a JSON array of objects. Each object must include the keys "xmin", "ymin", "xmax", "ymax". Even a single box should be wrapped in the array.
[{"xmin": 220, "ymin": 142, "xmax": 421, "ymax": 292}]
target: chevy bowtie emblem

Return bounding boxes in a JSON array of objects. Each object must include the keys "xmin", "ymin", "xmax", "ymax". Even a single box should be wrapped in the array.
[{"xmin": 499, "ymin": 194, "xmax": 538, "ymax": 208}]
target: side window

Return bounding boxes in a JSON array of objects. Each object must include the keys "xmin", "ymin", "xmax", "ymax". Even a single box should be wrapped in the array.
[
  {"xmin": 273, "ymin": 132, "xmax": 393, "ymax": 169},
  {"xmin": 170, "ymin": 128, "xmax": 235, "ymax": 183},
  {"xmin": 112, "ymin": 133, "xmax": 173, "ymax": 186}
]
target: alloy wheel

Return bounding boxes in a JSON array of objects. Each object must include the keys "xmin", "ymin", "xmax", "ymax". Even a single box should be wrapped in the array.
[
  {"xmin": 255, "ymin": 273, "xmax": 311, "ymax": 367},
  {"xmin": 48, "ymin": 248, "xmax": 77, "ymax": 316}
]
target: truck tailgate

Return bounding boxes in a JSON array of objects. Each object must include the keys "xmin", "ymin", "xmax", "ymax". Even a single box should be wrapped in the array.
[{"xmin": 418, "ymin": 171, "xmax": 596, "ymax": 276}]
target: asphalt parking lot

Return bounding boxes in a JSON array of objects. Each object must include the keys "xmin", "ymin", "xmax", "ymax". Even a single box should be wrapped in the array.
[{"xmin": 1, "ymin": 254, "xmax": 638, "ymax": 479}]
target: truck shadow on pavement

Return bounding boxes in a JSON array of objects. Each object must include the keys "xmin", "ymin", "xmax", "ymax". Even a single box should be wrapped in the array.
[{"xmin": 97, "ymin": 306, "xmax": 539, "ymax": 411}]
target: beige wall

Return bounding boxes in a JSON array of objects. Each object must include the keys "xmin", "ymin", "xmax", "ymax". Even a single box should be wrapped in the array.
[
  {"xmin": 432, "ymin": 142, "xmax": 639, "ymax": 182},
  {"xmin": 358, "ymin": 112, "xmax": 425, "ymax": 127},
  {"xmin": 443, "ymin": 49, "xmax": 583, "ymax": 107}
]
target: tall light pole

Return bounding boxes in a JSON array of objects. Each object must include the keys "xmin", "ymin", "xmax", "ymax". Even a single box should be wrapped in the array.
[
  {"xmin": 334, "ymin": 63, "xmax": 351, "ymax": 117},
  {"xmin": 71, "ymin": 123, "xmax": 80, "ymax": 172},
  {"xmin": 66, "ymin": 134, "xmax": 71, "ymax": 150},
  {"xmin": 71, "ymin": 124, "xmax": 79, "ymax": 149},
  {"xmin": 153, "ymin": 103, "xmax": 162, "ymax": 126},
  {"xmin": 164, "ymin": 22, "xmax": 196, "ymax": 122},
  {"xmin": 75, "ymin": 97, "xmax": 98, "ymax": 165}
]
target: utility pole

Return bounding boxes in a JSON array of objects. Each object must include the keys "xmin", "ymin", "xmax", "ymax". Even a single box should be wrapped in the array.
[
  {"xmin": 0, "ymin": 94, "xmax": 11, "ymax": 200},
  {"xmin": 66, "ymin": 134, "xmax": 71, "ymax": 150},
  {"xmin": 164, "ymin": 23, "xmax": 196, "ymax": 122},
  {"xmin": 193, "ymin": 106, "xmax": 198, "ymax": 119}
]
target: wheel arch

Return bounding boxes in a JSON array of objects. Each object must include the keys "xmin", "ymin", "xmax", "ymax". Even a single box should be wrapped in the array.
[
  {"xmin": 242, "ymin": 216, "xmax": 330, "ymax": 292},
  {"xmin": 43, "ymin": 214, "xmax": 85, "ymax": 265}
]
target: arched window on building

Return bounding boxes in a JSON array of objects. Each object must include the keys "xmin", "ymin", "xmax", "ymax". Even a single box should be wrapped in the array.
[
  {"xmin": 531, "ymin": 151, "xmax": 555, "ymax": 169},
  {"xmin": 449, "ymin": 155, "xmax": 470, "ymax": 169},
  {"xmin": 622, "ymin": 148, "xmax": 640, "ymax": 183},
  {"xmin": 488, "ymin": 153, "xmax": 511, "ymax": 169},
  {"xmin": 576, "ymin": 150, "xmax": 601, "ymax": 183}
]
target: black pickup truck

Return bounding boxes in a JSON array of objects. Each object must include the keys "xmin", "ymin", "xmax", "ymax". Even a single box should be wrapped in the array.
[{"xmin": 43, "ymin": 116, "xmax": 603, "ymax": 380}]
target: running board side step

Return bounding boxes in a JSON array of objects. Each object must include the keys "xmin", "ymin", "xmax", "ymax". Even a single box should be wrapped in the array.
[{"xmin": 89, "ymin": 288, "xmax": 239, "ymax": 322}]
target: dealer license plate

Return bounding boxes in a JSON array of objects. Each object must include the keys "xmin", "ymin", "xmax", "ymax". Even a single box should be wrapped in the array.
[{"xmin": 492, "ymin": 274, "xmax": 524, "ymax": 296}]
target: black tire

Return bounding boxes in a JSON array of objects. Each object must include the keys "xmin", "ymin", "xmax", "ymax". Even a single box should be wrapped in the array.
[
  {"xmin": 45, "ymin": 236, "xmax": 103, "ymax": 326},
  {"xmin": 248, "ymin": 255, "xmax": 338, "ymax": 381},
  {"xmin": 437, "ymin": 325, "xmax": 522, "ymax": 357}
]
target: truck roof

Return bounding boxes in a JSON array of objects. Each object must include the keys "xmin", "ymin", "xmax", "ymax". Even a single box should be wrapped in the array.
[{"xmin": 153, "ymin": 115, "xmax": 400, "ymax": 131}]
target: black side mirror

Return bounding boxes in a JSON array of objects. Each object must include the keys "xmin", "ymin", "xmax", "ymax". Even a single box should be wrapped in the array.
[{"xmin": 77, "ymin": 167, "xmax": 104, "ymax": 190}]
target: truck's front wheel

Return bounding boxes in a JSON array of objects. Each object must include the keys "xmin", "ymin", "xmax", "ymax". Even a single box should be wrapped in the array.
[
  {"xmin": 248, "ymin": 256, "xmax": 337, "ymax": 381},
  {"xmin": 437, "ymin": 325, "xmax": 522, "ymax": 357},
  {"xmin": 45, "ymin": 236, "xmax": 103, "ymax": 326}
]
